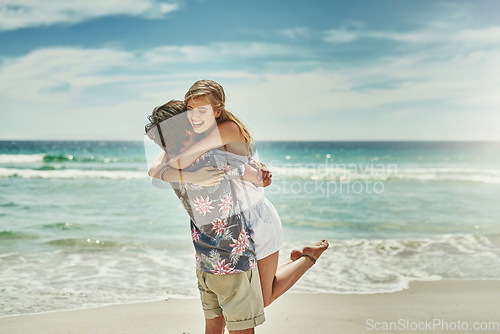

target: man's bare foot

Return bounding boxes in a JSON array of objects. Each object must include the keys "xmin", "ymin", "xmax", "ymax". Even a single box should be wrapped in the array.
[
  {"xmin": 290, "ymin": 249, "xmax": 302, "ymax": 261},
  {"xmin": 302, "ymin": 239, "xmax": 329, "ymax": 264}
]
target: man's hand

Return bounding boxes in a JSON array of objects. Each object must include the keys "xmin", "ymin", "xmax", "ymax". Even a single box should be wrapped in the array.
[{"xmin": 185, "ymin": 166, "xmax": 227, "ymax": 187}]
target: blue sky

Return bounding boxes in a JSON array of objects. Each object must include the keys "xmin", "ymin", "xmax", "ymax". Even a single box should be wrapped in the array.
[{"xmin": 1, "ymin": 0, "xmax": 499, "ymax": 141}]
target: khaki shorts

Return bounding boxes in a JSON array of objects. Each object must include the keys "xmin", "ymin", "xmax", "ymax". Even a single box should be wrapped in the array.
[{"xmin": 196, "ymin": 267, "xmax": 265, "ymax": 331}]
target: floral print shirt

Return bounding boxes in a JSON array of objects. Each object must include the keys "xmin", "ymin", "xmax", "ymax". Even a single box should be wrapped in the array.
[{"xmin": 171, "ymin": 149, "xmax": 257, "ymax": 275}]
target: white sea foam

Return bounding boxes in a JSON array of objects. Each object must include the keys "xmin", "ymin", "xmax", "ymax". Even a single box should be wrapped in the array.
[
  {"xmin": 1, "ymin": 154, "xmax": 499, "ymax": 184},
  {"xmin": 270, "ymin": 166, "xmax": 500, "ymax": 184},
  {"xmin": 2, "ymin": 233, "xmax": 499, "ymax": 317},
  {"xmin": 0, "ymin": 168, "xmax": 148, "ymax": 180},
  {"xmin": 2, "ymin": 164, "xmax": 499, "ymax": 184},
  {"xmin": 1, "ymin": 165, "xmax": 499, "ymax": 184},
  {"xmin": 0, "ymin": 246, "xmax": 198, "ymax": 317},
  {"xmin": 0, "ymin": 154, "xmax": 45, "ymax": 164},
  {"xmin": 279, "ymin": 234, "xmax": 500, "ymax": 295}
]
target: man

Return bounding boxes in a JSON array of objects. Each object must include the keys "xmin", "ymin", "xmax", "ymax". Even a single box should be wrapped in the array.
[{"xmin": 145, "ymin": 100, "xmax": 270, "ymax": 333}]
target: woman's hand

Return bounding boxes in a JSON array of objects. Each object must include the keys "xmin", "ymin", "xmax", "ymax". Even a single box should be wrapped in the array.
[
  {"xmin": 248, "ymin": 159, "xmax": 272, "ymax": 187},
  {"xmin": 184, "ymin": 166, "xmax": 227, "ymax": 187},
  {"xmin": 260, "ymin": 166, "xmax": 272, "ymax": 187},
  {"xmin": 261, "ymin": 167, "xmax": 272, "ymax": 187}
]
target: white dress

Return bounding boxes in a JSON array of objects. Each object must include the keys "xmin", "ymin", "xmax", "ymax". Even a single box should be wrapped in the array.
[{"xmin": 221, "ymin": 151, "xmax": 283, "ymax": 260}]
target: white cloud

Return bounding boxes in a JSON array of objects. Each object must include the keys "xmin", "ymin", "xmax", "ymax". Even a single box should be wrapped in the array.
[
  {"xmin": 143, "ymin": 42, "xmax": 310, "ymax": 63},
  {"xmin": 325, "ymin": 24, "xmax": 500, "ymax": 46},
  {"xmin": 0, "ymin": 42, "xmax": 312, "ymax": 104},
  {"xmin": 0, "ymin": 47, "xmax": 134, "ymax": 102},
  {"xmin": 0, "ymin": 42, "xmax": 312, "ymax": 105},
  {"xmin": 324, "ymin": 28, "xmax": 359, "ymax": 43},
  {"xmin": 279, "ymin": 27, "xmax": 309, "ymax": 39},
  {"xmin": 1, "ymin": 32, "xmax": 499, "ymax": 140},
  {"xmin": 223, "ymin": 44, "xmax": 500, "ymax": 140},
  {"xmin": 0, "ymin": 0, "xmax": 178, "ymax": 31},
  {"xmin": 323, "ymin": 2, "xmax": 497, "ymax": 46},
  {"xmin": 366, "ymin": 27, "xmax": 500, "ymax": 45},
  {"xmin": 456, "ymin": 27, "xmax": 500, "ymax": 44}
]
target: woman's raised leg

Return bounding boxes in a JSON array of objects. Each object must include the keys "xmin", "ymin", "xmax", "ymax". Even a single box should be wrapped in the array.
[{"xmin": 257, "ymin": 239, "xmax": 329, "ymax": 307}]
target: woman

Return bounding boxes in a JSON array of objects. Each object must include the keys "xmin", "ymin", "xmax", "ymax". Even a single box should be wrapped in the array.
[{"xmin": 147, "ymin": 80, "xmax": 329, "ymax": 308}]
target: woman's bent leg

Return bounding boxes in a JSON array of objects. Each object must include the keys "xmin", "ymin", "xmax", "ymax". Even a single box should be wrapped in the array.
[
  {"xmin": 256, "ymin": 251, "xmax": 279, "ymax": 308},
  {"xmin": 257, "ymin": 252, "xmax": 312, "ymax": 307},
  {"xmin": 257, "ymin": 240, "xmax": 329, "ymax": 307}
]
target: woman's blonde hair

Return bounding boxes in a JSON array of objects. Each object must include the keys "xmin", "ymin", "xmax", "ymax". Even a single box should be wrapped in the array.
[{"xmin": 184, "ymin": 80, "xmax": 254, "ymax": 155}]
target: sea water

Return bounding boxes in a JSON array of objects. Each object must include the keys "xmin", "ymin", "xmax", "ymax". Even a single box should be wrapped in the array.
[{"xmin": 1, "ymin": 140, "xmax": 500, "ymax": 316}]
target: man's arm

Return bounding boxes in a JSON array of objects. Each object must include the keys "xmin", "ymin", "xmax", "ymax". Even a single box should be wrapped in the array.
[
  {"xmin": 149, "ymin": 163, "xmax": 187, "ymax": 182},
  {"xmin": 148, "ymin": 147, "xmax": 270, "ymax": 187},
  {"xmin": 148, "ymin": 150, "xmax": 168, "ymax": 177},
  {"xmin": 150, "ymin": 162, "xmax": 227, "ymax": 187}
]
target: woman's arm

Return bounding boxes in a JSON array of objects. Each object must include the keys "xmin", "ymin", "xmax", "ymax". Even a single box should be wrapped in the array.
[
  {"xmin": 223, "ymin": 157, "xmax": 272, "ymax": 188},
  {"xmin": 167, "ymin": 121, "xmax": 246, "ymax": 169}
]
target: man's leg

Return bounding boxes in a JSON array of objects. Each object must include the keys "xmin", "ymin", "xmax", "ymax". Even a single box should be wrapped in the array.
[
  {"xmin": 205, "ymin": 315, "xmax": 225, "ymax": 334},
  {"xmin": 198, "ymin": 270, "xmax": 226, "ymax": 334},
  {"xmin": 211, "ymin": 268, "xmax": 265, "ymax": 332},
  {"xmin": 229, "ymin": 328, "xmax": 254, "ymax": 334}
]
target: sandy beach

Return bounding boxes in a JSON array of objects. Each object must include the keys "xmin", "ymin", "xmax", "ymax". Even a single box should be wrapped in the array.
[{"xmin": 1, "ymin": 280, "xmax": 499, "ymax": 333}]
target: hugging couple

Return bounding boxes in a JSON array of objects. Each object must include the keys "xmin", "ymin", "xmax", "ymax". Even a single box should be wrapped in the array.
[{"xmin": 145, "ymin": 79, "xmax": 328, "ymax": 333}]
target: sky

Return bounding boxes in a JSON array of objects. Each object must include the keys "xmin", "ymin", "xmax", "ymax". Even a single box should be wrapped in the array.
[{"xmin": 0, "ymin": 0, "xmax": 499, "ymax": 141}]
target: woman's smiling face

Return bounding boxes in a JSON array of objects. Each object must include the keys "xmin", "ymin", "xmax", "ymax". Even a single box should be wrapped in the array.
[{"xmin": 186, "ymin": 96, "xmax": 220, "ymax": 133}]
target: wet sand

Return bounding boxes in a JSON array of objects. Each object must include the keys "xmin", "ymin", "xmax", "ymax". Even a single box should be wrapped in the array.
[{"xmin": 1, "ymin": 280, "xmax": 499, "ymax": 333}]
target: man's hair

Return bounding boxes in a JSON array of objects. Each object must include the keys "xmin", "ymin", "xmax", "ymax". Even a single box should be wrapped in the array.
[{"xmin": 145, "ymin": 100, "xmax": 190, "ymax": 156}]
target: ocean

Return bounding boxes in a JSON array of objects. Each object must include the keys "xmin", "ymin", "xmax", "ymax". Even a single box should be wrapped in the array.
[{"xmin": 1, "ymin": 140, "xmax": 500, "ymax": 317}]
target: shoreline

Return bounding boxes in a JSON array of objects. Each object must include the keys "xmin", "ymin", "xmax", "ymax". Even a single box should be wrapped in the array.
[{"xmin": 1, "ymin": 279, "xmax": 500, "ymax": 333}]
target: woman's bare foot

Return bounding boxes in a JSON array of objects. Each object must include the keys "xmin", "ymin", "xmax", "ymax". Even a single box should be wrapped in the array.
[
  {"xmin": 302, "ymin": 239, "xmax": 329, "ymax": 264},
  {"xmin": 290, "ymin": 249, "xmax": 302, "ymax": 261}
]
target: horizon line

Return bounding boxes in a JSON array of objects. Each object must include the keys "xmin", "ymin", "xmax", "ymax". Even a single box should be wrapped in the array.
[{"xmin": 1, "ymin": 138, "xmax": 499, "ymax": 143}]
